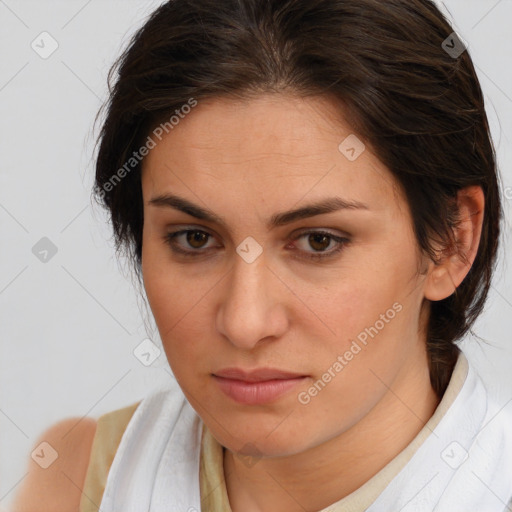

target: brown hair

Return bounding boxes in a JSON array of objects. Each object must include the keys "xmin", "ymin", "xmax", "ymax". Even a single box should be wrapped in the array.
[{"xmin": 93, "ymin": 0, "xmax": 502, "ymax": 397}]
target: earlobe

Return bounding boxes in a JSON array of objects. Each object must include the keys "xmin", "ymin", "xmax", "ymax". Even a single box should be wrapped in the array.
[{"xmin": 424, "ymin": 185, "xmax": 485, "ymax": 302}]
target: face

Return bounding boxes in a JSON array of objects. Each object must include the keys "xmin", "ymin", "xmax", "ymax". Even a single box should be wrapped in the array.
[{"xmin": 140, "ymin": 93, "xmax": 431, "ymax": 457}]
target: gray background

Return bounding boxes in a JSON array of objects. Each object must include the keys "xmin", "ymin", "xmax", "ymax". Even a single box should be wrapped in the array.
[{"xmin": 1, "ymin": 0, "xmax": 511, "ymax": 509}]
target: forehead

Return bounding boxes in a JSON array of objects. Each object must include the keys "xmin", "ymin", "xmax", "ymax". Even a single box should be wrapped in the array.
[{"xmin": 141, "ymin": 93, "xmax": 403, "ymax": 214}]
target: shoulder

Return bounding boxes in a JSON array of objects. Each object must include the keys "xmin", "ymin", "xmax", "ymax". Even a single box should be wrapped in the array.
[
  {"xmin": 11, "ymin": 416, "xmax": 97, "ymax": 512},
  {"xmin": 11, "ymin": 400, "xmax": 142, "ymax": 512}
]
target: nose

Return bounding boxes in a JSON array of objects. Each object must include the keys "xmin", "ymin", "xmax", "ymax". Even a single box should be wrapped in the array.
[{"xmin": 215, "ymin": 252, "xmax": 289, "ymax": 350}]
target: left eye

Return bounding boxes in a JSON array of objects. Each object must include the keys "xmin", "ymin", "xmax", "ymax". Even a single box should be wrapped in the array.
[{"xmin": 290, "ymin": 230, "xmax": 348, "ymax": 260}]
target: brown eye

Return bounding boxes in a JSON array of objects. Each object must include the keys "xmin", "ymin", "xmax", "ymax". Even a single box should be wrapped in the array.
[
  {"xmin": 291, "ymin": 230, "xmax": 349, "ymax": 261},
  {"xmin": 307, "ymin": 233, "xmax": 332, "ymax": 252},
  {"xmin": 163, "ymin": 229, "xmax": 217, "ymax": 255},
  {"xmin": 186, "ymin": 230, "xmax": 210, "ymax": 249}
]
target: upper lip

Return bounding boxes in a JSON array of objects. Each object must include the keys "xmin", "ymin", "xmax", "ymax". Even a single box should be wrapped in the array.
[{"xmin": 213, "ymin": 367, "xmax": 307, "ymax": 382}]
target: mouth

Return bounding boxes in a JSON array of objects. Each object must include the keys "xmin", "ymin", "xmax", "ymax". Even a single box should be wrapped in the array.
[{"xmin": 212, "ymin": 367, "xmax": 309, "ymax": 405}]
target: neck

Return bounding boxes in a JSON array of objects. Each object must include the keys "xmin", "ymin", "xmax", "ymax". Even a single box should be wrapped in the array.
[{"xmin": 223, "ymin": 349, "xmax": 441, "ymax": 512}]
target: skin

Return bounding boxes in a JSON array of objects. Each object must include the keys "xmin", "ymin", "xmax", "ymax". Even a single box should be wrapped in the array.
[
  {"xmin": 9, "ymin": 94, "xmax": 483, "ymax": 512},
  {"xmin": 140, "ymin": 93, "xmax": 484, "ymax": 512},
  {"xmin": 11, "ymin": 418, "xmax": 97, "ymax": 512}
]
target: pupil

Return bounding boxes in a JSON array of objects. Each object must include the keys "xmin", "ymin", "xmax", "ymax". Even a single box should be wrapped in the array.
[
  {"xmin": 187, "ymin": 231, "xmax": 208, "ymax": 248},
  {"xmin": 309, "ymin": 234, "xmax": 330, "ymax": 251}
]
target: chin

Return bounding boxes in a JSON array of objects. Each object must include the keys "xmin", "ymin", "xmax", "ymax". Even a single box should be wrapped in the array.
[{"xmin": 209, "ymin": 415, "xmax": 316, "ymax": 458}]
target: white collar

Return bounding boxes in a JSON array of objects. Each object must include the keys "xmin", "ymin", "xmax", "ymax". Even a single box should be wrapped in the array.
[{"xmin": 100, "ymin": 350, "xmax": 512, "ymax": 512}]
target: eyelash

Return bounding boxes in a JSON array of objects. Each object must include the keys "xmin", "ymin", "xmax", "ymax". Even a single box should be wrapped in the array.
[{"xmin": 163, "ymin": 228, "xmax": 349, "ymax": 261}]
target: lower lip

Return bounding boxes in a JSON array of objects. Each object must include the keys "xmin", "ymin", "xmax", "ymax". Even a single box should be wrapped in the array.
[{"xmin": 213, "ymin": 376, "xmax": 307, "ymax": 405}]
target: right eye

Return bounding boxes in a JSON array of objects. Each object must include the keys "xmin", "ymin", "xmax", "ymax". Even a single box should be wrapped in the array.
[{"xmin": 163, "ymin": 229, "xmax": 219, "ymax": 256}]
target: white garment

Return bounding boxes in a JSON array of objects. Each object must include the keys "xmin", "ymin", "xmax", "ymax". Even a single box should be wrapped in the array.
[{"xmin": 99, "ymin": 352, "xmax": 512, "ymax": 512}]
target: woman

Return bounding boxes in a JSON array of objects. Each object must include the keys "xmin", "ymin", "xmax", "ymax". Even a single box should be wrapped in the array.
[{"xmin": 13, "ymin": 0, "xmax": 512, "ymax": 511}]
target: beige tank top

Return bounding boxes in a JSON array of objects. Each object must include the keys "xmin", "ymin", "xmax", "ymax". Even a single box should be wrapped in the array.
[
  {"xmin": 78, "ymin": 399, "xmax": 231, "ymax": 512},
  {"xmin": 79, "ymin": 353, "xmax": 467, "ymax": 512}
]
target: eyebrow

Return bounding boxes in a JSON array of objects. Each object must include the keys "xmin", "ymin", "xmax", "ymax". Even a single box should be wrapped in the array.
[{"xmin": 148, "ymin": 193, "xmax": 370, "ymax": 230}]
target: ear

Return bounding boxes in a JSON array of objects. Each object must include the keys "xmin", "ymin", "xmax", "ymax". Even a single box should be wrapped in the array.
[{"xmin": 423, "ymin": 185, "xmax": 485, "ymax": 302}]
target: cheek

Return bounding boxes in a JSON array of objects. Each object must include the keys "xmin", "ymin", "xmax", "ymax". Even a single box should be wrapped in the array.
[
  {"xmin": 299, "ymin": 250, "xmax": 420, "ymax": 376},
  {"xmin": 141, "ymin": 242, "xmax": 214, "ymax": 378},
  {"xmin": 142, "ymin": 244, "xmax": 185, "ymax": 337},
  {"xmin": 142, "ymin": 236, "xmax": 195, "ymax": 322},
  {"xmin": 309, "ymin": 274, "xmax": 403, "ymax": 342}
]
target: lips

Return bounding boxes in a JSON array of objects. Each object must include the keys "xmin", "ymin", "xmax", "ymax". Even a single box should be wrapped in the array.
[
  {"xmin": 212, "ymin": 367, "xmax": 309, "ymax": 405},
  {"xmin": 213, "ymin": 367, "xmax": 306, "ymax": 382}
]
